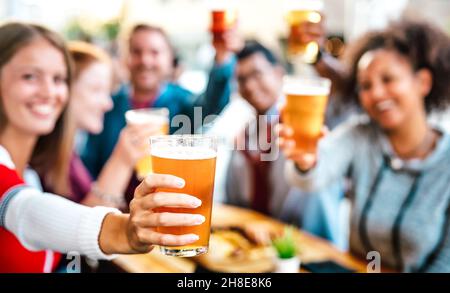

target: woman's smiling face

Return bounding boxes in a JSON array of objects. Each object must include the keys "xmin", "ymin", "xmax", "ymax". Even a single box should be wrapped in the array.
[
  {"xmin": 357, "ymin": 49, "xmax": 432, "ymax": 131},
  {"xmin": 0, "ymin": 37, "xmax": 69, "ymax": 137},
  {"xmin": 71, "ymin": 61, "xmax": 113, "ymax": 134}
]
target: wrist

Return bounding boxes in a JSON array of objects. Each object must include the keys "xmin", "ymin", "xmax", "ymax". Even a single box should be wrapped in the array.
[
  {"xmin": 99, "ymin": 213, "xmax": 131, "ymax": 255},
  {"xmin": 90, "ymin": 183, "xmax": 126, "ymax": 208},
  {"xmin": 111, "ymin": 147, "xmax": 135, "ymax": 168},
  {"xmin": 215, "ymin": 51, "xmax": 233, "ymax": 65}
]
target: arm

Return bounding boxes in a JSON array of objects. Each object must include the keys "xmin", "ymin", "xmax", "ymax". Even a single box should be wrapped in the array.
[
  {"xmin": 314, "ymin": 52, "xmax": 348, "ymax": 97},
  {"xmin": 1, "ymin": 173, "xmax": 205, "ymax": 258},
  {"xmin": 289, "ymin": 17, "xmax": 348, "ymax": 97},
  {"xmin": 282, "ymin": 120, "xmax": 359, "ymax": 192},
  {"xmin": 82, "ymin": 124, "xmax": 159, "ymax": 208},
  {"xmin": 81, "ymin": 151, "xmax": 132, "ymax": 208},
  {"xmin": 81, "ymin": 132, "xmax": 103, "ymax": 179},
  {"xmin": 193, "ymin": 55, "xmax": 236, "ymax": 120},
  {"xmin": 192, "ymin": 27, "xmax": 242, "ymax": 121},
  {"xmin": 421, "ymin": 207, "xmax": 450, "ymax": 273},
  {"xmin": 4, "ymin": 187, "xmax": 120, "ymax": 259}
]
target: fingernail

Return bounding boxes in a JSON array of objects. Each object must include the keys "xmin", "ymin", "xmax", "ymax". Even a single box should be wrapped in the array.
[
  {"xmin": 193, "ymin": 215, "xmax": 206, "ymax": 224},
  {"xmin": 188, "ymin": 234, "xmax": 200, "ymax": 241},
  {"xmin": 191, "ymin": 198, "xmax": 202, "ymax": 207},
  {"xmin": 175, "ymin": 178, "xmax": 185, "ymax": 188}
]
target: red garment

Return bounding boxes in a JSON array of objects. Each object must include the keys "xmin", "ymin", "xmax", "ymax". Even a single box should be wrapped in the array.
[
  {"xmin": 0, "ymin": 149, "xmax": 61, "ymax": 273},
  {"xmin": 238, "ymin": 122, "xmax": 274, "ymax": 215},
  {"xmin": 130, "ymin": 99, "xmax": 152, "ymax": 109}
]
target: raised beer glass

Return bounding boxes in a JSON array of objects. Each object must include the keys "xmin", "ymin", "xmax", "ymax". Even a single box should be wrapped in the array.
[
  {"xmin": 285, "ymin": 0, "xmax": 324, "ymax": 63},
  {"xmin": 125, "ymin": 108, "xmax": 169, "ymax": 180},
  {"xmin": 150, "ymin": 135, "xmax": 217, "ymax": 257},
  {"xmin": 282, "ymin": 76, "xmax": 331, "ymax": 153}
]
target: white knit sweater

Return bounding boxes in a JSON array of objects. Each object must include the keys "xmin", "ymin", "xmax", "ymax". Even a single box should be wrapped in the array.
[{"xmin": 0, "ymin": 145, "xmax": 120, "ymax": 261}]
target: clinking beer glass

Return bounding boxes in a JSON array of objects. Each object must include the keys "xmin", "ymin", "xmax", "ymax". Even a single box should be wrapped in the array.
[
  {"xmin": 125, "ymin": 108, "xmax": 169, "ymax": 180},
  {"xmin": 150, "ymin": 135, "xmax": 217, "ymax": 257},
  {"xmin": 285, "ymin": 0, "xmax": 324, "ymax": 63},
  {"xmin": 282, "ymin": 76, "xmax": 331, "ymax": 153}
]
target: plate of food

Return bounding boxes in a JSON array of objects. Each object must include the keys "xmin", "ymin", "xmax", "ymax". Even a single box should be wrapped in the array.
[{"xmin": 194, "ymin": 226, "xmax": 277, "ymax": 273}]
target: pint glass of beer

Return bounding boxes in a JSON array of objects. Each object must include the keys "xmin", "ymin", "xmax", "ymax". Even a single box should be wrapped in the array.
[
  {"xmin": 125, "ymin": 108, "xmax": 169, "ymax": 180},
  {"xmin": 150, "ymin": 135, "xmax": 217, "ymax": 257},
  {"xmin": 209, "ymin": 1, "xmax": 238, "ymax": 44},
  {"xmin": 282, "ymin": 76, "xmax": 331, "ymax": 153},
  {"xmin": 285, "ymin": 0, "xmax": 324, "ymax": 63},
  {"xmin": 210, "ymin": 9, "xmax": 237, "ymax": 34}
]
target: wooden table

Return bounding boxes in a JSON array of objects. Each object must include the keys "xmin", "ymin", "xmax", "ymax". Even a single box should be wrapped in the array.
[{"xmin": 113, "ymin": 203, "xmax": 374, "ymax": 273}]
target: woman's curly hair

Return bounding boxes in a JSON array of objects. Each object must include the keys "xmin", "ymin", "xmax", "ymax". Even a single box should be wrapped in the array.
[{"xmin": 342, "ymin": 20, "xmax": 450, "ymax": 113}]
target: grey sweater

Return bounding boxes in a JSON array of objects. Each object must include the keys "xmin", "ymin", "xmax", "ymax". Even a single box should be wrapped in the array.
[{"xmin": 286, "ymin": 116, "xmax": 450, "ymax": 272}]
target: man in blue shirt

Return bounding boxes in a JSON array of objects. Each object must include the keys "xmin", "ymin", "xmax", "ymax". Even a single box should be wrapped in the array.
[{"xmin": 82, "ymin": 24, "xmax": 238, "ymax": 182}]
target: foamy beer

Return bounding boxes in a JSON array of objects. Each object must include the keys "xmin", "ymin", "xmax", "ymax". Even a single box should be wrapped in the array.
[
  {"xmin": 285, "ymin": 0, "xmax": 324, "ymax": 63},
  {"xmin": 282, "ymin": 76, "xmax": 331, "ymax": 153},
  {"xmin": 125, "ymin": 108, "xmax": 169, "ymax": 180},
  {"xmin": 150, "ymin": 135, "xmax": 217, "ymax": 257}
]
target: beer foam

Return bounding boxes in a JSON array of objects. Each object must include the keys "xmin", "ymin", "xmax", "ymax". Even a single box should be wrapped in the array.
[
  {"xmin": 283, "ymin": 84, "xmax": 330, "ymax": 96},
  {"xmin": 126, "ymin": 111, "xmax": 168, "ymax": 125},
  {"xmin": 151, "ymin": 146, "xmax": 217, "ymax": 160}
]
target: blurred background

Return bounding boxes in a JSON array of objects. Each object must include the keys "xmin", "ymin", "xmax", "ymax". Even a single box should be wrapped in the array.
[
  {"xmin": 2, "ymin": 0, "xmax": 449, "ymax": 203},
  {"xmin": 1, "ymin": 0, "xmax": 450, "ymax": 273},
  {"xmin": 1, "ymin": 0, "xmax": 449, "ymax": 94}
]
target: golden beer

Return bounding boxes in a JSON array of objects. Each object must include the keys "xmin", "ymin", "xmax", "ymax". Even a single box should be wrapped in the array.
[
  {"xmin": 125, "ymin": 108, "xmax": 169, "ymax": 180},
  {"xmin": 150, "ymin": 135, "xmax": 217, "ymax": 257},
  {"xmin": 285, "ymin": 0, "xmax": 323, "ymax": 63},
  {"xmin": 282, "ymin": 77, "xmax": 331, "ymax": 153}
]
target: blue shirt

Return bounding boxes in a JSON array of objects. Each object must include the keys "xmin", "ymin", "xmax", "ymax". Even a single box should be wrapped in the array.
[{"xmin": 81, "ymin": 57, "xmax": 236, "ymax": 179}]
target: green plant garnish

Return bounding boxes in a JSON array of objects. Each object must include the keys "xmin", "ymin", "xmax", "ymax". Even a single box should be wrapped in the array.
[{"xmin": 272, "ymin": 226, "xmax": 299, "ymax": 259}]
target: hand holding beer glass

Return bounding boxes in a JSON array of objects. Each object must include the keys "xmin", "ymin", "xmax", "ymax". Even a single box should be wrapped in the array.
[
  {"xmin": 210, "ymin": 7, "xmax": 238, "ymax": 37},
  {"xmin": 209, "ymin": 4, "xmax": 241, "ymax": 63},
  {"xmin": 285, "ymin": 0, "xmax": 325, "ymax": 64},
  {"xmin": 150, "ymin": 135, "xmax": 217, "ymax": 257},
  {"xmin": 279, "ymin": 76, "xmax": 331, "ymax": 170},
  {"xmin": 125, "ymin": 108, "xmax": 169, "ymax": 180}
]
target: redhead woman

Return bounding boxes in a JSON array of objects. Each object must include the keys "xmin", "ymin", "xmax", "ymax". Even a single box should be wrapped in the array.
[{"xmin": 38, "ymin": 41, "xmax": 159, "ymax": 208}]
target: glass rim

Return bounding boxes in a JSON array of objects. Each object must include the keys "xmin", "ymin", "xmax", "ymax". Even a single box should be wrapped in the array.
[
  {"xmin": 282, "ymin": 75, "xmax": 331, "ymax": 95},
  {"xmin": 282, "ymin": 75, "xmax": 331, "ymax": 84},
  {"xmin": 150, "ymin": 135, "xmax": 218, "ymax": 154},
  {"xmin": 150, "ymin": 134, "xmax": 218, "ymax": 142},
  {"xmin": 125, "ymin": 107, "xmax": 169, "ymax": 115},
  {"xmin": 125, "ymin": 108, "xmax": 170, "ymax": 125}
]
